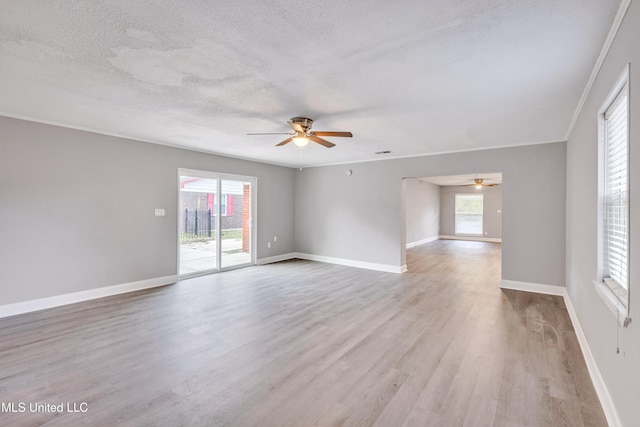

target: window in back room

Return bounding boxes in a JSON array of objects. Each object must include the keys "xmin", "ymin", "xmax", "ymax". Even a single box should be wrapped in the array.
[{"xmin": 455, "ymin": 193, "xmax": 484, "ymax": 236}]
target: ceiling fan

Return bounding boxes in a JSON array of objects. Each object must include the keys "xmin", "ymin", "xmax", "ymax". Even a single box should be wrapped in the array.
[
  {"xmin": 247, "ymin": 117, "xmax": 353, "ymax": 148},
  {"xmin": 460, "ymin": 178, "xmax": 498, "ymax": 189}
]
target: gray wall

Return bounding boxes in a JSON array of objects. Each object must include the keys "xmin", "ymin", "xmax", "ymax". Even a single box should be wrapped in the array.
[
  {"xmin": 0, "ymin": 116, "xmax": 295, "ymax": 306},
  {"xmin": 404, "ymin": 179, "xmax": 440, "ymax": 245},
  {"xmin": 565, "ymin": 1, "xmax": 639, "ymax": 425},
  {"xmin": 295, "ymin": 142, "xmax": 566, "ymax": 285},
  {"xmin": 439, "ymin": 185, "xmax": 502, "ymax": 239}
]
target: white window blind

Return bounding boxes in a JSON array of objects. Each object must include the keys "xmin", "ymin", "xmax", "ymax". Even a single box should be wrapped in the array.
[{"xmin": 602, "ymin": 84, "xmax": 629, "ymax": 292}]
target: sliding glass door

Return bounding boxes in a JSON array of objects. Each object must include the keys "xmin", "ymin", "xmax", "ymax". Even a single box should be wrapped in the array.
[
  {"xmin": 220, "ymin": 178, "xmax": 253, "ymax": 269},
  {"xmin": 179, "ymin": 174, "xmax": 218, "ymax": 275},
  {"xmin": 179, "ymin": 170, "xmax": 256, "ymax": 277}
]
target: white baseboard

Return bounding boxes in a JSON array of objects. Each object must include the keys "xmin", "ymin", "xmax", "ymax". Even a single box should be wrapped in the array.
[
  {"xmin": 257, "ymin": 253, "xmax": 297, "ymax": 265},
  {"xmin": 439, "ymin": 235, "xmax": 502, "ymax": 243},
  {"xmin": 259, "ymin": 252, "xmax": 405, "ymax": 274},
  {"xmin": 500, "ymin": 279, "xmax": 565, "ymax": 296},
  {"xmin": 563, "ymin": 293, "xmax": 622, "ymax": 427},
  {"xmin": 293, "ymin": 252, "xmax": 404, "ymax": 274},
  {"xmin": 500, "ymin": 279, "xmax": 621, "ymax": 427},
  {"xmin": 0, "ymin": 275, "xmax": 178, "ymax": 319},
  {"xmin": 406, "ymin": 236, "xmax": 439, "ymax": 248}
]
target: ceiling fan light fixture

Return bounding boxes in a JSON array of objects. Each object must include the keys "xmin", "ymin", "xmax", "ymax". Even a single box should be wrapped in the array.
[
  {"xmin": 249, "ymin": 117, "xmax": 352, "ymax": 148},
  {"xmin": 292, "ymin": 136, "xmax": 309, "ymax": 147}
]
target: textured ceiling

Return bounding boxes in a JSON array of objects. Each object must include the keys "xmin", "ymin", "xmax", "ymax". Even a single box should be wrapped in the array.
[{"xmin": 0, "ymin": 1, "xmax": 621, "ymax": 167}]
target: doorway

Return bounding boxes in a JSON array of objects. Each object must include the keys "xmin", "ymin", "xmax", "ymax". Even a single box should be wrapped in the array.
[
  {"xmin": 178, "ymin": 169, "xmax": 256, "ymax": 277},
  {"xmin": 402, "ymin": 173, "xmax": 502, "ymax": 273}
]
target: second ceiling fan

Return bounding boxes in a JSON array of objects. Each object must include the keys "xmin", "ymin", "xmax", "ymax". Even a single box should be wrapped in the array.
[
  {"xmin": 247, "ymin": 117, "xmax": 353, "ymax": 148},
  {"xmin": 460, "ymin": 178, "xmax": 498, "ymax": 188}
]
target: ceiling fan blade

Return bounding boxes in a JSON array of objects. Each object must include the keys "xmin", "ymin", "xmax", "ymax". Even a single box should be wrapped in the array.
[
  {"xmin": 309, "ymin": 135, "xmax": 335, "ymax": 148},
  {"xmin": 312, "ymin": 131, "xmax": 353, "ymax": 137},
  {"xmin": 247, "ymin": 132, "xmax": 292, "ymax": 135},
  {"xmin": 276, "ymin": 137, "xmax": 294, "ymax": 146}
]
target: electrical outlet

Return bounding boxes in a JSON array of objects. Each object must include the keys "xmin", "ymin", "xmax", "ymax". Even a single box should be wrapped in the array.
[
  {"xmin": 273, "ymin": 236, "xmax": 277, "ymax": 242},
  {"xmin": 267, "ymin": 242, "xmax": 271, "ymax": 248},
  {"xmin": 154, "ymin": 208, "xmax": 165, "ymax": 217}
]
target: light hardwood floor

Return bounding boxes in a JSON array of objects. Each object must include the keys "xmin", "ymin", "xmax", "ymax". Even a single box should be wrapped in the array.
[{"xmin": 0, "ymin": 240, "xmax": 607, "ymax": 426}]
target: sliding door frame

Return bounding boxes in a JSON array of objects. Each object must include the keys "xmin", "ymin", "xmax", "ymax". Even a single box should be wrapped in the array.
[{"xmin": 177, "ymin": 168, "xmax": 257, "ymax": 278}]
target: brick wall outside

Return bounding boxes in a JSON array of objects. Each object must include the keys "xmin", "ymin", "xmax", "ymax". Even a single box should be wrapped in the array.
[{"xmin": 242, "ymin": 184, "xmax": 251, "ymax": 252}]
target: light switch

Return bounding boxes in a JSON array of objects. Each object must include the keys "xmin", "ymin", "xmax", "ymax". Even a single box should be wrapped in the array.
[{"xmin": 155, "ymin": 209, "xmax": 165, "ymax": 217}]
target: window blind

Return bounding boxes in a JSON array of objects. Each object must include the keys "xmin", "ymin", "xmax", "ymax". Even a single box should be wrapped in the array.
[{"xmin": 603, "ymin": 84, "xmax": 629, "ymax": 291}]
